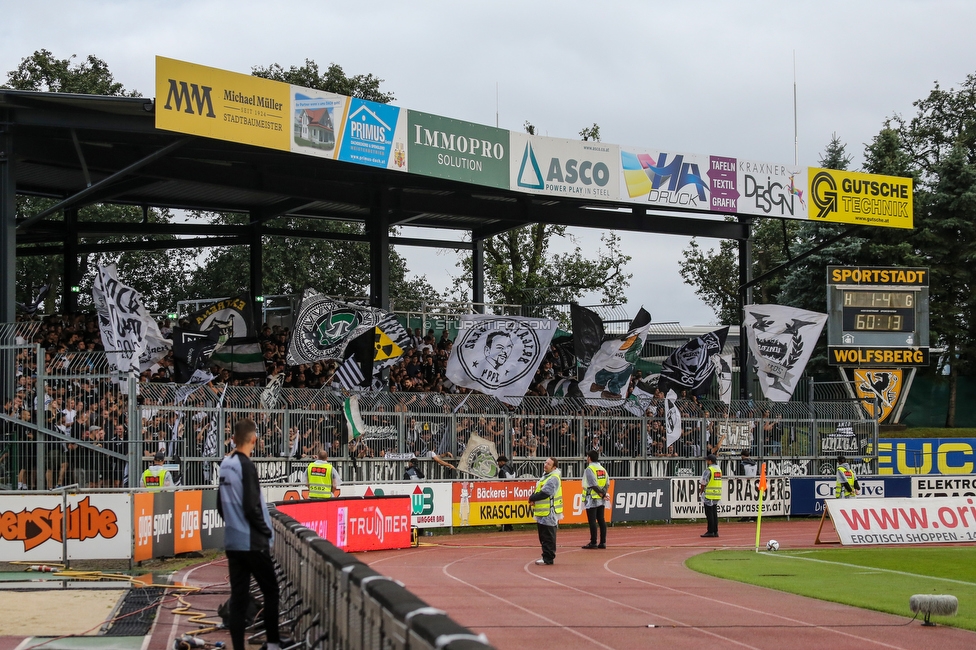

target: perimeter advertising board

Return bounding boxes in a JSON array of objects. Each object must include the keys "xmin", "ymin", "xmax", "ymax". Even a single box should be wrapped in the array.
[
  {"xmin": 264, "ymin": 483, "xmax": 452, "ymax": 529},
  {"xmin": 0, "ymin": 494, "xmax": 131, "ymax": 562},
  {"xmin": 608, "ymin": 479, "xmax": 670, "ymax": 522},
  {"xmin": 789, "ymin": 477, "xmax": 910, "ymax": 516},
  {"xmin": 911, "ymin": 476, "xmax": 976, "ymax": 498},
  {"xmin": 452, "ymin": 479, "xmax": 600, "ymax": 526},
  {"xmin": 277, "ymin": 496, "xmax": 412, "ymax": 552},
  {"xmin": 134, "ymin": 490, "xmax": 224, "ymax": 562},
  {"xmin": 877, "ymin": 439, "xmax": 976, "ymax": 475},
  {"xmin": 670, "ymin": 476, "xmax": 791, "ymax": 519},
  {"xmin": 826, "ymin": 497, "xmax": 976, "ymax": 545}
]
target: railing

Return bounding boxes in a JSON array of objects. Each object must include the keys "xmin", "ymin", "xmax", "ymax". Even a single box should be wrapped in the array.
[{"xmin": 270, "ymin": 509, "xmax": 493, "ymax": 650}]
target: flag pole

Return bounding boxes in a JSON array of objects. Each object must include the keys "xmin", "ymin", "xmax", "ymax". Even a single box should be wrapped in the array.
[{"xmin": 755, "ymin": 461, "xmax": 767, "ymax": 552}]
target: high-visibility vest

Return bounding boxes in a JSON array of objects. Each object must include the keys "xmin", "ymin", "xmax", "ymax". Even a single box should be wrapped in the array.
[
  {"xmin": 836, "ymin": 464, "xmax": 856, "ymax": 498},
  {"xmin": 142, "ymin": 466, "xmax": 167, "ymax": 491},
  {"xmin": 307, "ymin": 461, "xmax": 335, "ymax": 499},
  {"xmin": 704, "ymin": 465, "xmax": 723, "ymax": 501},
  {"xmin": 532, "ymin": 470, "xmax": 563, "ymax": 518},
  {"xmin": 585, "ymin": 462, "xmax": 608, "ymax": 501}
]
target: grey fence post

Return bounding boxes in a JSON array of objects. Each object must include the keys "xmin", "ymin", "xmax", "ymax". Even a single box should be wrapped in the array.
[
  {"xmin": 127, "ymin": 374, "xmax": 140, "ymax": 489},
  {"xmin": 35, "ymin": 344, "xmax": 46, "ymax": 490}
]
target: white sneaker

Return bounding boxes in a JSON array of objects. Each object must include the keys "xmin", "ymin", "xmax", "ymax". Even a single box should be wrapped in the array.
[{"xmin": 535, "ymin": 558, "xmax": 550, "ymax": 565}]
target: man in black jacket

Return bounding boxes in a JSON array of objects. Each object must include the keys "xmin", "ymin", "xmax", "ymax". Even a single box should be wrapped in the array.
[{"xmin": 217, "ymin": 419, "xmax": 281, "ymax": 650}]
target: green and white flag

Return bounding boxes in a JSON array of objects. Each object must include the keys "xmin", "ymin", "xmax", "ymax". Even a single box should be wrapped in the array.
[
  {"xmin": 288, "ymin": 290, "xmax": 384, "ymax": 365},
  {"xmin": 457, "ymin": 432, "xmax": 499, "ymax": 478},
  {"xmin": 186, "ymin": 294, "xmax": 265, "ymax": 379}
]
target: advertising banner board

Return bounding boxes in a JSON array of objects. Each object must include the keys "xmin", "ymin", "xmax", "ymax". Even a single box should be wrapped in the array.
[
  {"xmin": 670, "ymin": 476, "xmax": 791, "ymax": 519},
  {"xmin": 276, "ymin": 496, "xmax": 412, "ymax": 552},
  {"xmin": 911, "ymin": 476, "xmax": 976, "ymax": 498},
  {"xmin": 789, "ymin": 477, "xmax": 910, "ymax": 516},
  {"xmin": 608, "ymin": 479, "xmax": 670, "ymax": 522},
  {"xmin": 878, "ymin": 439, "xmax": 976, "ymax": 475},
  {"xmin": 826, "ymin": 497, "xmax": 976, "ymax": 545},
  {"xmin": 452, "ymin": 479, "xmax": 599, "ymax": 527},
  {"xmin": 0, "ymin": 494, "xmax": 131, "ymax": 562},
  {"xmin": 134, "ymin": 490, "xmax": 224, "ymax": 562}
]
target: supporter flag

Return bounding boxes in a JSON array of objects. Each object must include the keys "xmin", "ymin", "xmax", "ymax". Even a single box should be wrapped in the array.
[
  {"xmin": 373, "ymin": 312, "xmax": 413, "ymax": 373},
  {"xmin": 92, "ymin": 264, "xmax": 171, "ymax": 375},
  {"xmin": 446, "ymin": 314, "xmax": 558, "ymax": 405},
  {"xmin": 580, "ymin": 307, "xmax": 651, "ymax": 405},
  {"xmin": 288, "ymin": 289, "xmax": 384, "ymax": 365},
  {"xmin": 659, "ymin": 327, "xmax": 729, "ymax": 396},
  {"xmin": 713, "ymin": 353, "xmax": 734, "ymax": 405},
  {"xmin": 623, "ymin": 385, "xmax": 654, "ymax": 417},
  {"xmin": 260, "ymin": 372, "xmax": 285, "ymax": 409},
  {"xmin": 343, "ymin": 394, "xmax": 366, "ymax": 441},
  {"xmin": 185, "ymin": 294, "xmax": 265, "ymax": 379},
  {"xmin": 201, "ymin": 383, "xmax": 228, "ymax": 483},
  {"xmin": 570, "ymin": 303, "xmax": 605, "ymax": 379},
  {"xmin": 743, "ymin": 304, "xmax": 827, "ymax": 401},
  {"xmin": 333, "ymin": 328, "xmax": 375, "ymax": 391},
  {"xmin": 457, "ymin": 432, "xmax": 499, "ymax": 478},
  {"xmin": 172, "ymin": 326, "xmax": 222, "ymax": 384},
  {"xmin": 664, "ymin": 389, "xmax": 681, "ymax": 448},
  {"xmin": 16, "ymin": 284, "xmax": 49, "ymax": 316}
]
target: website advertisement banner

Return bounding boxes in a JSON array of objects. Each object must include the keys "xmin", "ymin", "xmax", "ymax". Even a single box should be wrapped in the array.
[
  {"xmin": 877, "ymin": 439, "xmax": 976, "ymax": 475},
  {"xmin": 0, "ymin": 494, "xmax": 131, "ymax": 562},
  {"xmin": 277, "ymin": 496, "xmax": 412, "ymax": 552},
  {"xmin": 510, "ymin": 133, "xmax": 618, "ymax": 200},
  {"xmin": 670, "ymin": 476, "xmax": 792, "ymax": 519},
  {"xmin": 827, "ymin": 497, "xmax": 976, "ymax": 545},
  {"xmin": 156, "ymin": 56, "xmax": 290, "ymax": 151}
]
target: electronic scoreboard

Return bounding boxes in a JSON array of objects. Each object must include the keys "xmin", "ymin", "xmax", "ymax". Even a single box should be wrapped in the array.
[{"xmin": 826, "ymin": 266, "xmax": 929, "ymax": 366}]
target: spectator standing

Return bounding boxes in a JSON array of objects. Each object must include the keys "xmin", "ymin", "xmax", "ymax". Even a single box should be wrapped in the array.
[{"xmin": 217, "ymin": 419, "xmax": 281, "ymax": 650}]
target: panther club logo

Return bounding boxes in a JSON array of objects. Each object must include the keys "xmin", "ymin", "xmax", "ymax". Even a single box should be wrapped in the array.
[
  {"xmin": 315, "ymin": 309, "xmax": 360, "ymax": 348},
  {"xmin": 456, "ymin": 319, "xmax": 541, "ymax": 390},
  {"xmin": 811, "ymin": 171, "xmax": 837, "ymax": 219},
  {"xmin": 854, "ymin": 369, "xmax": 903, "ymax": 423}
]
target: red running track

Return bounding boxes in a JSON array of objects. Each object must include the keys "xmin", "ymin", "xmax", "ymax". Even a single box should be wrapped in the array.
[{"xmin": 357, "ymin": 519, "xmax": 976, "ymax": 650}]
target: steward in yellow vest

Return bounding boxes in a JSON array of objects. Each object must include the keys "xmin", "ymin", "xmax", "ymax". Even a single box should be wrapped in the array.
[
  {"xmin": 142, "ymin": 452, "xmax": 173, "ymax": 491},
  {"xmin": 835, "ymin": 455, "xmax": 859, "ymax": 498},
  {"xmin": 582, "ymin": 449, "xmax": 609, "ymax": 549},
  {"xmin": 698, "ymin": 454, "xmax": 722, "ymax": 538},
  {"xmin": 307, "ymin": 450, "xmax": 340, "ymax": 499},
  {"xmin": 528, "ymin": 457, "xmax": 562, "ymax": 565}
]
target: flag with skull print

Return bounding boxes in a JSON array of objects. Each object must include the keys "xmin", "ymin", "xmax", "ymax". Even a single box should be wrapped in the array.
[{"xmin": 744, "ymin": 304, "xmax": 827, "ymax": 402}]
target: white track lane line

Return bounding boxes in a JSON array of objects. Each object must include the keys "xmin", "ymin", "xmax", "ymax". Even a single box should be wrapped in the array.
[
  {"xmin": 160, "ymin": 559, "xmax": 221, "ymax": 650},
  {"xmin": 605, "ymin": 548, "xmax": 912, "ymax": 650},
  {"xmin": 761, "ymin": 551, "xmax": 976, "ymax": 585},
  {"xmin": 523, "ymin": 549, "xmax": 762, "ymax": 650},
  {"xmin": 441, "ymin": 548, "xmax": 617, "ymax": 650}
]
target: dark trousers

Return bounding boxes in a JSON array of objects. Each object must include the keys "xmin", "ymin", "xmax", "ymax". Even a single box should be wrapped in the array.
[
  {"xmin": 537, "ymin": 523, "xmax": 557, "ymax": 564},
  {"xmin": 227, "ymin": 548, "xmax": 280, "ymax": 650},
  {"xmin": 704, "ymin": 502, "xmax": 719, "ymax": 534},
  {"xmin": 586, "ymin": 505, "xmax": 607, "ymax": 545}
]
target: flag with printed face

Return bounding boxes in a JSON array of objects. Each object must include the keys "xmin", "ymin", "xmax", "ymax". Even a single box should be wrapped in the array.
[
  {"xmin": 665, "ymin": 389, "xmax": 681, "ymax": 448},
  {"xmin": 659, "ymin": 327, "xmax": 729, "ymax": 396},
  {"xmin": 712, "ymin": 353, "xmax": 734, "ymax": 405},
  {"xmin": 92, "ymin": 264, "xmax": 171, "ymax": 374},
  {"xmin": 744, "ymin": 304, "xmax": 827, "ymax": 402},
  {"xmin": 446, "ymin": 314, "xmax": 558, "ymax": 405},
  {"xmin": 185, "ymin": 294, "xmax": 265, "ymax": 379},
  {"xmin": 580, "ymin": 308, "xmax": 651, "ymax": 405}
]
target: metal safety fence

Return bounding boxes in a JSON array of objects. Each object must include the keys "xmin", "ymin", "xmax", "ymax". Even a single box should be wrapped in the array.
[
  {"xmin": 270, "ymin": 509, "xmax": 492, "ymax": 650},
  {"xmin": 1, "ymin": 343, "xmax": 879, "ymax": 491}
]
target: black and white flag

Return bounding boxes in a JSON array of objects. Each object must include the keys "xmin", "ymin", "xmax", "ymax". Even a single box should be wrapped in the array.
[
  {"xmin": 186, "ymin": 295, "xmax": 265, "ymax": 379},
  {"xmin": 288, "ymin": 290, "xmax": 384, "ymax": 365},
  {"xmin": 260, "ymin": 372, "xmax": 285, "ymax": 410},
  {"xmin": 665, "ymin": 389, "xmax": 682, "ymax": 448},
  {"xmin": 201, "ymin": 383, "xmax": 228, "ymax": 483},
  {"xmin": 333, "ymin": 328, "xmax": 375, "ymax": 391},
  {"xmin": 712, "ymin": 353, "xmax": 734, "ymax": 405},
  {"xmin": 744, "ymin": 304, "xmax": 827, "ymax": 402},
  {"xmin": 172, "ymin": 326, "xmax": 222, "ymax": 384},
  {"xmin": 659, "ymin": 327, "xmax": 729, "ymax": 396},
  {"xmin": 92, "ymin": 264, "xmax": 171, "ymax": 375},
  {"xmin": 446, "ymin": 314, "xmax": 557, "ymax": 405}
]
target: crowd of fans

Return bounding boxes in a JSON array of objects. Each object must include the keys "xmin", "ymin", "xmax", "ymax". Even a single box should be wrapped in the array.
[{"xmin": 1, "ymin": 313, "xmax": 812, "ymax": 489}]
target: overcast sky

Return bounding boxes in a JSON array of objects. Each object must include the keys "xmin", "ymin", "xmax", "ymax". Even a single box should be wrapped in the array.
[{"xmin": 4, "ymin": 1, "xmax": 974, "ymax": 324}]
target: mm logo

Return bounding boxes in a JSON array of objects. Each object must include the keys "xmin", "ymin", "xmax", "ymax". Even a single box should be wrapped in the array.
[
  {"xmin": 163, "ymin": 79, "xmax": 215, "ymax": 118},
  {"xmin": 811, "ymin": 171, "xmax": 837, "ymax": 218}
]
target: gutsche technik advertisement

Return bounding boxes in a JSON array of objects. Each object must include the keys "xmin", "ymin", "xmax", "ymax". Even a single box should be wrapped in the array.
[{"xmin": 156, "ymin": 57, "xmax": 912, "ymax": 229}]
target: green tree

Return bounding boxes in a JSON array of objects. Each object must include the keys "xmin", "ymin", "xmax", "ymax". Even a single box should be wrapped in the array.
[
  {"xmin": 252, "ymin": 59, "xmax": 394, "ymax": 103},
  {"xmin": 6, "ymin": 50, "xmax": 196, "ymax": 314}
]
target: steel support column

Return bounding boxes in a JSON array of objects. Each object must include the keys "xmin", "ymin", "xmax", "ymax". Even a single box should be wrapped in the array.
[
  {"xmin": 249, "ymin": 211, "xmax": 263, "ymax": 323},
  {"xmin": 0, "ymin": 119, "xmax": 15, "ymax": 324},
  {"xmin": 369, "ymin": 192, "xmax": 390, "ymax": 310},
  {"xmin": 472, "ymin": 237, "xmax": 484, "ymax": 313},
  {"xmin": 738, "ymin": 217, "xmax": 753, "ymax": 401},
  {"xmin": 63, "ymin": 208, "xmax": 79, "ymax": 313}
]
